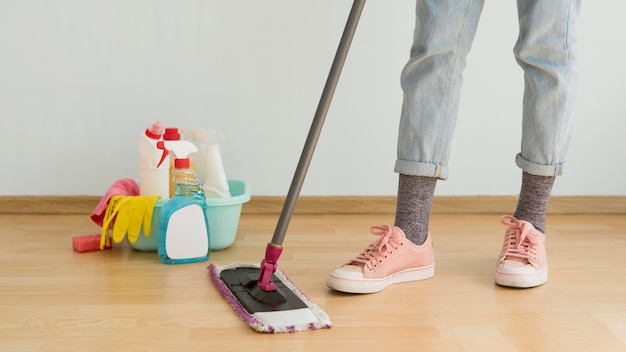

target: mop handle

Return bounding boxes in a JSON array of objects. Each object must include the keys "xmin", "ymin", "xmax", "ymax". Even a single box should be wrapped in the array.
[{"xmin": 270, "ymin": 0, "xmax": 366, "ymax": 246}]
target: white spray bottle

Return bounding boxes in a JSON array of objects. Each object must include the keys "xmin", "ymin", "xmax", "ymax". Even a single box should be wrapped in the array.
[
  {"xmin": 138, "ymin": 121, "xmax": 170, "ymax": 198},
  {"xmin": 181, "ymin": 128, "xmax": 230, "ymax": 198},
  {"xmin": 157, "ymin": 140, "xmax": 210, "ymax": 264}
]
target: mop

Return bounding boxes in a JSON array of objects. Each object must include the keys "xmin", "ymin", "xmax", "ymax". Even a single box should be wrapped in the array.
[{"xmin": 209, "ymin": 0, "xmax": 366, "ymax": 333}]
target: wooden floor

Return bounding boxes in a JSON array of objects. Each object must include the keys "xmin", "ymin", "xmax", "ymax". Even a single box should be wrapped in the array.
[{"xmin": 1, "ymin": 213, "xmax": 626, "ymax": 351}]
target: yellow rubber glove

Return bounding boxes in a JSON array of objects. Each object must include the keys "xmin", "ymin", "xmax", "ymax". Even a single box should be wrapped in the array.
[
  {"xmin": 138, "ymin": 196, "xmax": 161, "ymax": 238},
  {"xmin": 112, "ymin": 198, "xmax": 133, "ymax": 244},
  {"xmin": 100, "ymin": 195, "xmax": 129, "ymax": 249},
  {"xmin": 112, "ymin": 196, "xmax": 161, "ymax": 244}
]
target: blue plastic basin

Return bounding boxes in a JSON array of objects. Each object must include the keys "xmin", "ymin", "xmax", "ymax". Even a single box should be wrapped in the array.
[{"xmin": 129, "ymin": 179, "xmax": 250, "ymax": 251}]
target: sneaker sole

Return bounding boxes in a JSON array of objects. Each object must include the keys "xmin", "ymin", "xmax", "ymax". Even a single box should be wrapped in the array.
[
  {"xmin": 326, "ymin": 264, "xmax": 435, "ymax": 294},
  {"xmin": 494, "ymin": 269, "xmax": 547, "ymax": 288}
]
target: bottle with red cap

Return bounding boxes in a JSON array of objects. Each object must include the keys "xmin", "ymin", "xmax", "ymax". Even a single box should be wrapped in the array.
[
  {"xmin": 163, "ymin": 127, "xmax": 181, "ymax": 198},
  {"xmin": 157, "ymin": 139, "xmax": 210, "ymax": 264},
  {"xmin": 138, "ymin": 121, "xmax": 169, "ymax": 199}
]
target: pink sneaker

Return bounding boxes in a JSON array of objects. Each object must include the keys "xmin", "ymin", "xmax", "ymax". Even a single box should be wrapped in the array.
[
  {"xmin": 326, "ymin": 225, "xmax": 435, "ymax": 293},
  {"xmin": 495, "ymin": 215, "xmax": 548, "ymax": 288}
]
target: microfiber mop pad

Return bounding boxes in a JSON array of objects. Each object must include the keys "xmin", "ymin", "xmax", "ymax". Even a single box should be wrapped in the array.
[{"xmin": 208, "ymin": 263, "xmax": 332, "ymax": 333}]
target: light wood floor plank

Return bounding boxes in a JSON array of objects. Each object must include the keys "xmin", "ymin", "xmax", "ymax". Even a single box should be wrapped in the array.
[{"xmin": 1, "ymin": 213, "xmax": 625, "ymax": 351}]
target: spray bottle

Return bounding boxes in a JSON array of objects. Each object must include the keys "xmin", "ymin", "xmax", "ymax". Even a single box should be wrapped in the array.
[
  {"xmin": 157, "ymin": 140, "xmax": 210, "ymax": 264},
  {"xmin": 138, "ymin": 121, "xmax": 170, "ymax": 198},
  {"xmin": 182, "ymin": 128, "xmax": 231, "ymax": 198},
  {"xmin": 163, "ymin": 127, "xmax": 181, "ymax": 198}
]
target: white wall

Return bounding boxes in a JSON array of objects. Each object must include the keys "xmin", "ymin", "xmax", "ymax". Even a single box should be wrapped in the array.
[{"xmin": 1, "ymin": 1, "xmax": 624, "ymax": 197}]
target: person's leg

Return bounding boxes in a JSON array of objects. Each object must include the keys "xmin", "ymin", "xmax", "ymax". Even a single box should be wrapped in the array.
[
  {"xmin": 495, "ymin": 0, "xmax": 581, "ymax": 288},
  {"xmin": 393, "ymin": 0, "xmax": 486, "ymax": 247},
  {"xmin": 513, "ymin": 172, "xmax": 555, "ymax": 233},
  {"xmin": 395, "ymin": 0, "xmax": 485, "ymax": 180},
  {"xmin": 514, "ymin": 0, "xmax": 581, "ymax": 177},
  {"xmin": 327, "ymin": 0, "xmax": 485, "ymax": 294},
  {"xmin": 394, "ymin": 174, "xmax": 437, "ymax": 245}
]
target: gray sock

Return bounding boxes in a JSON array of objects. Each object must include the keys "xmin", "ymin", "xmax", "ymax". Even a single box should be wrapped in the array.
[
  {"xmin": 394, "ymin": 174, "xmax": 437, "ymax": 245},
  {"xmin": 513, "ymin": 171, "xmax": 556, "ymax": 233}
]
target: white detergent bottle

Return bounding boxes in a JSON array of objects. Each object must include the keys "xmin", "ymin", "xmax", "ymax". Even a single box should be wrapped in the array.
[
  {"xmin": 191, "ymin": 129, "xmax": 231, "ymax": 198},
  {"xmin": 157, "ymin": 140, "xmax": 210, "ymax": 264},
  {"xmin": 138, "ymin": 121, "xmax": 170, "ymax": 199}
]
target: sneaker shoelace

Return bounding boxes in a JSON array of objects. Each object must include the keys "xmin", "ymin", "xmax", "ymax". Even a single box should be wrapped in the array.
[
  {"xmin": 348, "ymin": 225, "xmax": 404, "ymax": 271},
  {"xmin": 499, "ymin": 215, "xmax": 540, "ymax": 266}
]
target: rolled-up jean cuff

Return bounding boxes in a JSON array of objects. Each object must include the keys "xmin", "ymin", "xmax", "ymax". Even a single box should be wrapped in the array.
[
  {"xmin": 394, "ymin": 159, "xmax": 448, "ymax": 180},
  {"xmin": 515, "ymin": 153, "xmax": 565, "ymax": 176}
]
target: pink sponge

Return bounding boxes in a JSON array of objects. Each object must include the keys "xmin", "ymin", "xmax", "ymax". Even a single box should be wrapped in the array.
[{"xmin": 72, "ymin": 234, "xmax": 112, "ymax": 253}]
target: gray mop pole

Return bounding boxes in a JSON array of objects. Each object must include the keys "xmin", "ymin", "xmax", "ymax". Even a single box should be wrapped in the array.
[{"xmin": 270, "ymin": 0, "xmax": 366, "ymax": 246}]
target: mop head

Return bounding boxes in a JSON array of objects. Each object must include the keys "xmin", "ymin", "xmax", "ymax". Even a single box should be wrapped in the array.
[{"xmin": 208, "ymin": 263, "xmax": 332, "ymax": 333}]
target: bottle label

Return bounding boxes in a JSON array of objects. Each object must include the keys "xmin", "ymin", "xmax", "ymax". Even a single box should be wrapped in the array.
[{"xmin": 163, "ymin": 204, "xmax": 208, "ymax": 259}]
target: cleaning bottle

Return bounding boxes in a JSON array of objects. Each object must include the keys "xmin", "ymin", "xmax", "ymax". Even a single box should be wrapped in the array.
[
  {"xmin": 182, "ymin": 128, "xmax": 231, "ymax": 198},
  {"xmin": 163, "ymin": 127, "xmax": 181, "ymax": 198},
  {"xmin": 138, "ymin": 121, "xmax": 169, "ymax": 199},
  {"xmin": 157, "ymin": 140, "xmax": 210, "ymax": 264}
]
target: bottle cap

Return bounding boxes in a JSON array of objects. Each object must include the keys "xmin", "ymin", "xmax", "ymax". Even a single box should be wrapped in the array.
[
  {"xmin": 174, "ymin": 158, "xmax": 191, "ymax": 169},
  {"xmin": 163, "ymin": 128, "xmax": 181, "ymax": 141},
  {"xmin": 145, "ymin": 121, "xmax": 164, "ymax": 140}
]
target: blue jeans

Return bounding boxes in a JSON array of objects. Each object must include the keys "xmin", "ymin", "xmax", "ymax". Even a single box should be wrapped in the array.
[{"xmin": 395, "ymin": 0, "xmax": 581, "ymax": 179}]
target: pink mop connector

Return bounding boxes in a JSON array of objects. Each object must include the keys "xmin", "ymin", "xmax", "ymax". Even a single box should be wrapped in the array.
[{"xmin": 256, "ymin": 243, "xmax": 283, "ymax": 291}]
